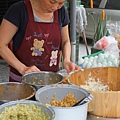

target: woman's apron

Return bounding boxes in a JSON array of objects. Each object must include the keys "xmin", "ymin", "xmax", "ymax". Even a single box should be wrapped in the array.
[{"xmin": 10, "ymin": 0, "xmax": 62, "ymax": 82}]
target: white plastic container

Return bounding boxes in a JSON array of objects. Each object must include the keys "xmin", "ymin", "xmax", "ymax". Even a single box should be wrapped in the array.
[
  {"xmin": 35, "ymin": 84, "xmax": 92, "ymax": 120},
  {"xmin": 51, "ymin": 102, "xmax": 88, "ymax": 120}
]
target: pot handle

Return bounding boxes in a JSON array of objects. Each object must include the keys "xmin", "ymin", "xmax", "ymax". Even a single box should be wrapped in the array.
[{"xmin": 79, "ymin": 93, "xmax": 93, "ymax": 105}]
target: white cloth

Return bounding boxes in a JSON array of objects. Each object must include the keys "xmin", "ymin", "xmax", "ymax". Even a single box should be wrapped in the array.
[{"xmin": 76, "ymin": 5, "xmax": 87, "ymax": 33}]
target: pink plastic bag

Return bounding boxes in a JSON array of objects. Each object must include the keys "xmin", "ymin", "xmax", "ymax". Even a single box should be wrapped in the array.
[
  {"xmin": 94, "ymin": 36, "xmax": 119, "ymax": 59},
  {"xmin": 93, "ymin": 36, "xmax": 116, "ymax": 50}
]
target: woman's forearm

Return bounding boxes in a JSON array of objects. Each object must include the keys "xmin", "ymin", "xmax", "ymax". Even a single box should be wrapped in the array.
[
  {"xmin": 62, "ymin": 40, "xmax": 71, "ymax": 62},
  {"xmin": 61, "ymin": 25, "xmax": 71, "ymax": 62},
  {"xmin": 0, "ymin": 45, "xmax": 26, "ymax": 74}
]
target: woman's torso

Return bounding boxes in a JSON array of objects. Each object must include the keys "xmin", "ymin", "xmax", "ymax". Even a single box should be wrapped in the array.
[{"xmin": 4, "ymin": 1, "xmax": 70, "ymax": 53}]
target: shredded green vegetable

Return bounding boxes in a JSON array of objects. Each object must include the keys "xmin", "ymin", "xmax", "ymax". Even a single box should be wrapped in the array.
[{"xmin": 0, "ymin": 104, "xmax": 51, "ymax": 120}]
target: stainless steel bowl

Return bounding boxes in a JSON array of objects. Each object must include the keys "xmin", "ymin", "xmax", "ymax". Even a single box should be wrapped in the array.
[
  {"xmin": 0, "ymin": 100, "xmax": 55, "ymax": 120},
  {"xmin": 0, "ymin": 82, "xmax": 36, "ymax": 104},
  {"xmin": 22, "ymin": 71, "xmax": 64, "ymax": 90}
]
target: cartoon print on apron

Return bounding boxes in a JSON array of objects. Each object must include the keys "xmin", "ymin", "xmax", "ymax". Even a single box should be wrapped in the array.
[
  {"xmin": 30, "ymin": 38, "xmax": 44, "ymax": 56},
  {"xmin": 49, "ymin": 50, "xmax": 58, "ymax": 66},
  {"xmin": 9, "ymin": 0, "xmax": 62, "ymax": 82}
]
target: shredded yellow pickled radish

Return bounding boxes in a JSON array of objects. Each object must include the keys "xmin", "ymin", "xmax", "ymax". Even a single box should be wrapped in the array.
[{"xmin": 0, "ymin": 104, "xmax": 50, "ymax": 120}]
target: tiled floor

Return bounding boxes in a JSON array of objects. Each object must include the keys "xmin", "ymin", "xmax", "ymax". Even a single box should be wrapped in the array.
[{"xmin": 0, "ymin": 43, "xmax": 91, "ymax": 82}]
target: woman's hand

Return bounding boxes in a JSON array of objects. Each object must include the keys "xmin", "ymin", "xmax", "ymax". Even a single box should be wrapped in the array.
[
  {"xmin": 20, "ymin": 65, "xmax": 40, "ymax": 75},
  {"xmin": 63, "ymin": 60, "xmax": 81, "ymax": 74}
]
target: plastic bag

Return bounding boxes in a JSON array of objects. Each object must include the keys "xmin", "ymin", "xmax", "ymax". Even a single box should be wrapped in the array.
[
  {"xmin": 76, "ymin": 5, "xmax": 87, "ymax": 33},
  {"xmin": 106, "ymin": 20, "xmax": 120, "ymax": 36},
  {"xmin": 106, "ymin": 20, "xmax": 120, "ymax": 49},
  {"xmin": 93, "ymin": 36, "xmax": 119, "ymax": 59},
  {"xmin": 104, "ymin": 42, "xmax": 119, "ymax": 59},
  {"xmin": 93, "ymin": 36, "xmax": 116, "ymax": 50}
]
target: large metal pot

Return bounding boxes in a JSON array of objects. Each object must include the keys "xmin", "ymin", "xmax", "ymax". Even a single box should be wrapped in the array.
[
  {"xmin": 35, "ymin": 84, "xmax": 92, "ymax": 120},
  {"xmin": 0, "ymin": 82, "xmax": 36, "ymax": 104},
  {"xmin": 22, "ymin": 71, "xmax": 64, "ymax": 90},
  {"xmin": 0, "ymin": 100, "xmax": 55, "ymax": 120}
]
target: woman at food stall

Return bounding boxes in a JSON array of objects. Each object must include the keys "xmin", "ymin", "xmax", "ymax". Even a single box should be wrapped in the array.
[{"xmin": 0, "ymin": 0, "xmax": 80, "ymax": 82}]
